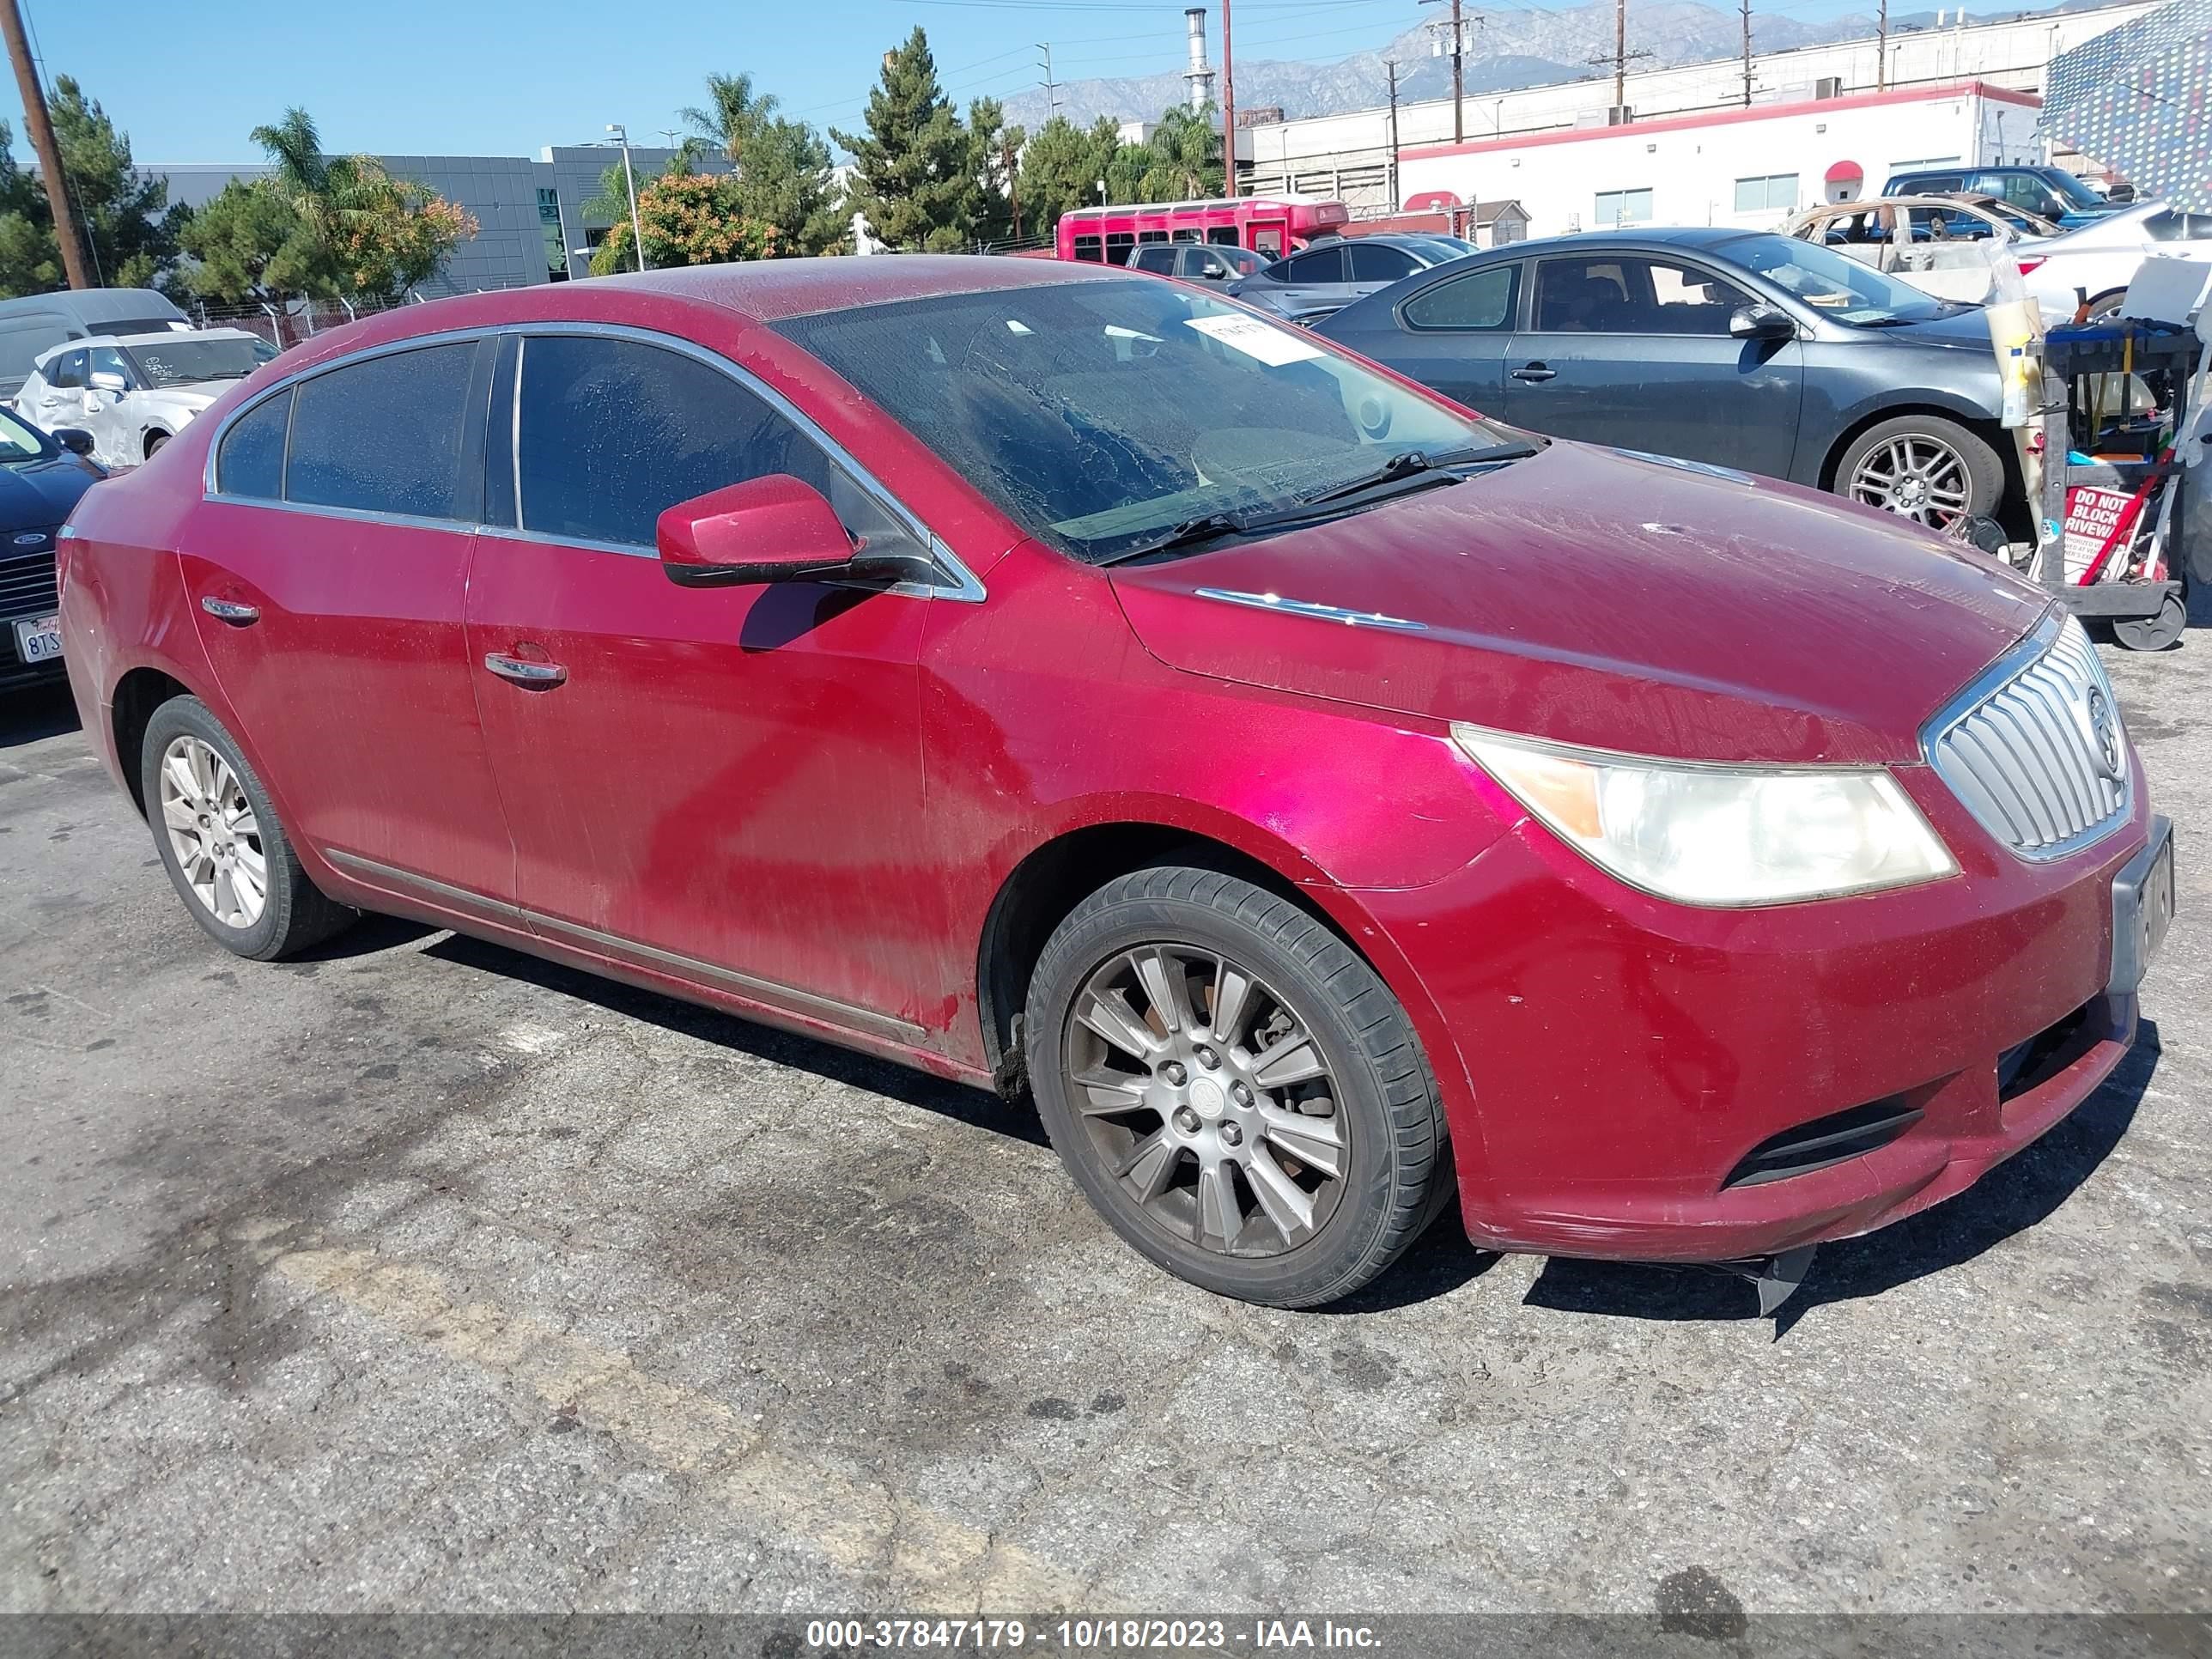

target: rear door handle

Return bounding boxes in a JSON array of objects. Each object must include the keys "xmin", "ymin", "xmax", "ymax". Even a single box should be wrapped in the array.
[
  {"xmin": 200, "ymin": 596, "xmax": 260, "ymax": 625},
  {"xmin": 484, "ymin": 652, "xmax": 567, "ymax": 689},
  {"xmin": 1510, "ymin": 363, "xmax": 1557, "ymax": 383}
]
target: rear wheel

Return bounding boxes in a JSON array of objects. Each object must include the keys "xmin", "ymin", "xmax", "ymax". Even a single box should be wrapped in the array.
[
  {"xmin": 140, "ymin": 696, "xmax": 356, "ymax": 960},
  {"xmin": 143, "ymin": 431, "xmax": 169, "ymax": 459},
  {"xmin": 1835, "ymin": 414, "xmax": 2006, "ymax": 532},
  {"xmin": 1024, "ymin": 866, "xmax": 1450, "ymax": 1308}
]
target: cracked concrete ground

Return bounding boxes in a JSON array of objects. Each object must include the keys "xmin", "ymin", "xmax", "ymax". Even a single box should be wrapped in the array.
[{"xmin": 0, "ymin": 631, "xmax": 2207, "ymax": 1619}]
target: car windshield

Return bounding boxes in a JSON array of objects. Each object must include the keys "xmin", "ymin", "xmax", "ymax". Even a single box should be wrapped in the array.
[
  {"xmin": 1217, "ymin": 246, "xmax": 1265, "ymax": 273},
  {"xmin": 0, "ymin": 404, "xmax": 54, "ymax": 463},
  {"xmin": 2036, "ymin": 168, "xmax": 2108, "ymax": 211},
  {"xmin": 125, "ymin": 337, "xmax": 271, "ymax": 388},
  {"xmin": 775, "ymin": 277, "xmax": 1510, "ymax": 565},
  {"xmin": 2146, "ymin": 209, "xmax": 2212, "ymax": 242},
  {"xmin": 1727, "ymin": 234, "xmax": 1950, "ymax": 325}
]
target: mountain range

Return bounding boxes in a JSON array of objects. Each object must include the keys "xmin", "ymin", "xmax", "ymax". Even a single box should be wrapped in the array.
[{"xmin": 997, "ymin": 0, "xmax": 2081, "ymax": 131}]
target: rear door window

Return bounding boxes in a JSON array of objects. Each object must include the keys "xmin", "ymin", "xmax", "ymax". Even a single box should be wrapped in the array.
[
  {"xmin": 1348, "ymin": 243, "xmax": 1421, "ymax": 282},
  {"xmin": 283, "ymin": 342, "xmax": 477, "ymax": 521},
  {"xmin": 1280, "ymin": 246, "xmax": 1346, "ymax": 283},
  {"xmin": 47, "ymin": 349, "xmax": 88, "ymax": 389},
  {"xmin": 1402, "ymin": 263, "xmax": 1519, "ymax": 330}
]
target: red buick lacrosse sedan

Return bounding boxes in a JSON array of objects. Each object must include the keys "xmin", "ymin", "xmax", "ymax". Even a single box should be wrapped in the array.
[{"xmin": 57, "ymin": 257, "xmax": 2172, "ymax": 1310}]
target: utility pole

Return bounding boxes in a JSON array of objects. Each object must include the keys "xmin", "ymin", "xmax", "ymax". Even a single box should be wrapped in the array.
[
  {"xmin": 1419, "ymin": 0, "xmax": 1472, "ymax": 144},
  {"xmin": 606, "ymin": 122, "xmax": 647, "ymax": 271},
  {"xmin": 1385, "ymin": 61, "xmax": 1402, "ymax": 210},
  {"xmin": 1588, "ymin": 0, "xmax": 1651, "ymax": 118},
  {"xmin": 1220, "ymin": 0, "xmax": 1237, "ymax": 196},
  {"xmin": 1876, "ymin": 0, "xmax": 1889, "ymax": 89},
  {"xmin": 1037, "ymin": 43, "xmax": 1058, "ymax": 117},
  {"xmin": 1740, "ymin": 0, "xmax": 1753, "ymax": 106},
  {"xmin": 2, "ymin": 0, "xmax": 89, "ymax": 289}
]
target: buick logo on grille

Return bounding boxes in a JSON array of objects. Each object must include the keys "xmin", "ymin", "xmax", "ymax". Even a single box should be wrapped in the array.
[{"xmin": 2086, "ymin": 687, "xmax": 2123, "ymax": 780}]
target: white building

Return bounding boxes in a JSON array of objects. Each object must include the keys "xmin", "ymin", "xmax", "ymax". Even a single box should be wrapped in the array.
[
  {"xmin": 1397, "ymin": 81, "xmax": 2045, "ymax": 240},
  {"xmin": 1234, "ymin": 0, "xmax": 2158, "ymax": 216}
]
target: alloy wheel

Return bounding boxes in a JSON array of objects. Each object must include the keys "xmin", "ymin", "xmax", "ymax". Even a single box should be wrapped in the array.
[
  {"xmin": 1061, "ymin": 944, "xmax": 1349, "ymax": 1256},
  {"xmin": 157, "ymin": 735, "xmax": 266, "ymax": 929},
  {"xmin": 1847, "ymin": 433, "xmax": 1973, "ymax": 528}
]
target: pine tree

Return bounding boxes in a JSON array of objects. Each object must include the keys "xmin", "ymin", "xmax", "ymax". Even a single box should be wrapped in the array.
[{"xmin": 832, "ymin": 28, "xmax": 979, "ymax": 252}]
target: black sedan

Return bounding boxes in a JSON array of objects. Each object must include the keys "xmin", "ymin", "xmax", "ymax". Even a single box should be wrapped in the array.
[
  {"xmin": 1316, "ymin": 228, "xmax": 2016, "ymax": 532},
  {"xmin": 0, "ymin": 405, "xmax": 100, "ymax": 692}
]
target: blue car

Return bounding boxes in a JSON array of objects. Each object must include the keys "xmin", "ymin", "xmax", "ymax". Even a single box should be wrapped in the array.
[{"xmin": 1882, "ymin": 166, "xmax": 2124, "ymax": 231}]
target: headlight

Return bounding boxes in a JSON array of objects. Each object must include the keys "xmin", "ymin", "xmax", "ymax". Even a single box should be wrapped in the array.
[{"xmin": 1451, "ymin": 726, "xmax": 1958, "ymax": 907}]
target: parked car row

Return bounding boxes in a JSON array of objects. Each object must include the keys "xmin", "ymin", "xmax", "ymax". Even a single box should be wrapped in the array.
[
  {"xmin": 11, "ymin": 327, "xmax": 276, "ymax": 471},
  {"xmin": 1310, "ymin": 227, "xmax": 2021, "ymax": 532},
  {"xmin": 1787, "ymin": 196, "xmax": 2212, "ymax": 319}
]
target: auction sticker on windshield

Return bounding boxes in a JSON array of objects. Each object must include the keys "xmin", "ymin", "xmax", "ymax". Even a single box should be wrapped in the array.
[{"xmin": 1185, "ymin": 313, "xmax": 1324, "ymax": 367}]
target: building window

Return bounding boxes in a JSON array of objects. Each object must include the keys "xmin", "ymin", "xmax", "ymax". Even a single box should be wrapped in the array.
[
  {"xmin": 1594, "ymin": 188, "xmax": 1653, "ymax": 226},
  {"xmin": 537, "ymin": 186, "xmax": 568, "ymax": 281},
  {"xmin": 1732, "ymin": 173, "xmax": 1800, "ymax": 214}
]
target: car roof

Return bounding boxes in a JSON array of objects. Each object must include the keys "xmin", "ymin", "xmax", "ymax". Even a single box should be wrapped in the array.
[
  {"xmin": 1424, "ymin": 225, "xmax": 1772, "ymax": 262},
  {"xmin": 31, "ymin": 326, "xmax": 259, "ymax": 367}
]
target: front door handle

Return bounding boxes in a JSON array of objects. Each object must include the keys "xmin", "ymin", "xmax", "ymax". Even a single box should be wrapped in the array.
[
  {"xmin": 484, "ymin": 652, "xmax": 567, "ymax": 689},
  {"xmin": 200, "ymin": 596, "xmax": 261, "ymax": 625},
  {"xmin": 1510, "ymin": 363, "xmax": 1557, "ymax": 383}
]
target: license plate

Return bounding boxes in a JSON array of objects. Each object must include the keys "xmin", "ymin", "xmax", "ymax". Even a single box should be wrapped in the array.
[
  {"xmin": 11, "ymin": 613, "xmax": 60, "ymax": 664},
  {"xmin": 2109, "ymin": 817, "xmax": 2175, "ymax": 996}
]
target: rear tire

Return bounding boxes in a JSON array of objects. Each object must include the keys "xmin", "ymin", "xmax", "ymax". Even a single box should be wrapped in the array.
[
  {"xmin": 143, "ymin": 431, "xmax": 169, "ymax": 458},
  {"xmin": 1024, "ymin": 865, "xmax": 1451, "ymax": 1309},
  {"xmin": 139, "ymin": 696, "xmax": 356, "ymax": 960},
  {"xmin": 1834, "ymin": 414, "xmax": 2006, "ymax": 532}
]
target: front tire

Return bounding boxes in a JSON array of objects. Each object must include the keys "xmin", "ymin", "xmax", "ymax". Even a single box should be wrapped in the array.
[
  {"xmin": 1024, "ymin": 866, "xmax": 1450, "ymax": 1309},
  {"xmin": 1835, "ymin": 414, "xmax": 2006, "ymax": 532},
  {"xmin": 139, "ymin": 696, "xmax": 356, "ymax": 960}
]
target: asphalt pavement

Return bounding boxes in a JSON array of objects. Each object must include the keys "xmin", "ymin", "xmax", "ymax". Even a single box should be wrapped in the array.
[{"xmin": 1, "ymin": 635, "xmax": 2207, "ymax": 1619}]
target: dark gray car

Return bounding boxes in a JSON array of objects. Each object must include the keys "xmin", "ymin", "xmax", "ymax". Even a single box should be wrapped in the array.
[
  {"xmin": 1316, "ymin": 228, "xmax": 2016, "ymax": 532},
  {"xmin": 1230, "ymin": 233, "xmax": 1474, "ymax": 321}
]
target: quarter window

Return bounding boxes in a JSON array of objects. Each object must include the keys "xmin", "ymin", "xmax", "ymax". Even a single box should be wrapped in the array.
[
  {"xmin": 513, "ymin": 333, "xmax": 927, "ymax": 567},
  {"xmin": 47, "ymin": 349, "xmax": 88, "ymax": 389},
  {"xmin": 1279, "ymin": 246, "xmax": 1345, "ymax": 283},
  {"xmin": 216, "ymin": 390, "xmax": 292, "ymax": 501},
  {"xmin": 284, "ymin": 342, "xmax": 477, "ymax": 520},
  {"xmin": 1401, "ymin": 264, "xmax": 1518, "ymax": 330}
]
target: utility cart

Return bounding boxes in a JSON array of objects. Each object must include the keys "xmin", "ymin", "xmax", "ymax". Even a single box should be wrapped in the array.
[{"xmin": 2031, "ymin": 316, "xmax": 2202, "ymax": 652}]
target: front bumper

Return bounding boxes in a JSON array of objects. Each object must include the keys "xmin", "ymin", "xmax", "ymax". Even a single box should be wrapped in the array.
[{"xmin": 1358, "ymin": 764, "xmax": 2160, "ymax": 1262}]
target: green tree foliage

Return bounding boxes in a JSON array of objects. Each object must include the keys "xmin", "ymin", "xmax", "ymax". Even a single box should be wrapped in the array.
[
  {"xmin": 176, "ymin": 179, "xmax": 317, "ymax": 305},
  {"xmin": 1012, "ymin": 106, "xmax": 1227, "ymax": 246},
  {"xmin": 679, "ymin": 71, "xmax": 780, "ymax": 170},
  {"xmin": 239, "ymin": 107, "xmax": 477, "ymax": 304},
  {"xmin": 0, "ymin": 80, "xmax": 187, "ymax": 299},
  {"xmin": 734, "ymin": 115, "xmax": 847, "ymax": 255},
  {"xmin": 833, "ymin": 28, "xmax": 984, "ymax": 252}
]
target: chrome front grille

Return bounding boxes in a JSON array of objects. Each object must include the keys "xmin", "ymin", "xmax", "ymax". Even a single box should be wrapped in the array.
[{"xmin": 1926, "ymin": 615, "xmax": 2130, "ymax": 860}]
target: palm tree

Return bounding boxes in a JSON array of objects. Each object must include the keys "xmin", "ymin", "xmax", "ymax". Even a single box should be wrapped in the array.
[
  {"xmin": 1149, "ymin": 105, "xmax": 1223, "ymax": 200},
  {"xmin": 580, "ymin": 161, "xmax": 642, "ymax": 273},
  {"xmin": 250, "ymin": 107, "xmax": 333, "ymax": 211},
  {"xmin": 680, "ymin": 72, "xmax": 780, "ymax": 169}
]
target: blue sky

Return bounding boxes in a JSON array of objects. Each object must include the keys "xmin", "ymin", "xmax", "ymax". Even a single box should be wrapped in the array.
[{"xmin": 15, "ymin": 0, "xmax": 1990, "ymax": 167}]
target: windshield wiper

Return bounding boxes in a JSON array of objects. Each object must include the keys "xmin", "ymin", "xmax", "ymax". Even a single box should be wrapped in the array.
[
  {"xmin": 1106, "ymin": 512, "xmax": 1253, "ymax": 563},
  {"xmin": 1299, "ymin": 441, "xmax": 1540, "ymax": 506}
]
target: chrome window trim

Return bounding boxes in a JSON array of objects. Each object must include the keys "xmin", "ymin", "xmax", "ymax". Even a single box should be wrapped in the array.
[
  {"xmin": 198, "ymin": 493, "xmax": 477, "ymax": 539},
  {"xmin": 198, "ymin": 318, "xmax": 987, "ymax": 605},
  {"xmin": 1919, "ymin": 610, "xmax": 2134, "ymax": 863}
]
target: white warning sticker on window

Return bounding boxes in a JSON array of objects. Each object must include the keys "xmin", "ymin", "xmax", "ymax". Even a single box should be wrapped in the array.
[{"xmin": 1183, "ymin": 313, "xmax": 1324, "ymax": 366}]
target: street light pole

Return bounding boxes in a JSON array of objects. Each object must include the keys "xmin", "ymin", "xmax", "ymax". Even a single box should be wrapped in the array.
[{"xmin": 607, "ymin": 122, "xmax": 647, "ymax": 271}]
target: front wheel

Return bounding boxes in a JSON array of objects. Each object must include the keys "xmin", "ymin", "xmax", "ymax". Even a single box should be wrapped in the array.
[
  {"xmin": 1834, "ymin": 414, "xmax": 2006, "ymax": 532},
  {"xmin": 1024, "ymin": 866, "xmax": 1451, "ymax": 1309}
]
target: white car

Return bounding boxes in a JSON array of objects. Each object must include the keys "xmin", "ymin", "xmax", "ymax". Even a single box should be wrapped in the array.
[
  {"xmin": 11, "ymin": 328, "xmax": 274, "ymax": 468},
  {"xmin": 2015, "ymin": 204, "xmax": 2212, "ymax": 319}
]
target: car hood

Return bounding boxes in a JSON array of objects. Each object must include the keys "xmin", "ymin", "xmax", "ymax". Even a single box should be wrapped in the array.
[
  {"xmin": 0, "ymin": 455, "xmax": 96, "ymax": 529},
  {"xmin": 1859, "ymin": 307, "xmax": 2006, "ymax": 353},
  {"xmin": 137, "ymin": 386, "xmax": 227, "ymax": 413},
  {"xmin": 1108, "ymin": 442, "xmax": 2048, "ymax": 766}
]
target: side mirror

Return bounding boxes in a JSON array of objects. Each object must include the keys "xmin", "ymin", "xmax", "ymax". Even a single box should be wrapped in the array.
[
  {"xmin": 88, "ymin": 369, "xmax": 127, "ymax": 394},
  {"xmin": 657, "ymin": 474, "xmax": 866, "ymax": 589},
  {"xmin": 52, "ymin": 427, "xmax": 94, "ymax": 457},
  {"xmin": 1729, "ymin": 304, "xmax": 1796, "ymax": 340}
]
